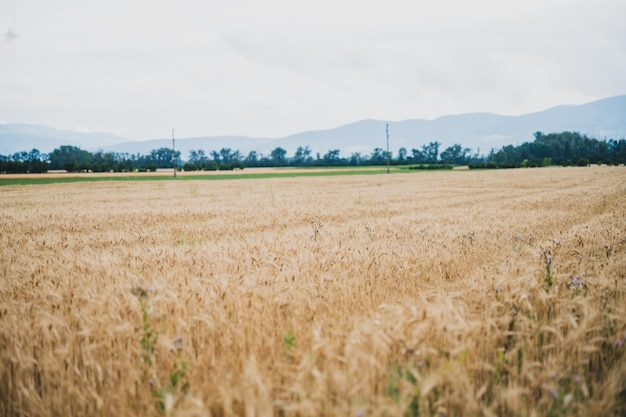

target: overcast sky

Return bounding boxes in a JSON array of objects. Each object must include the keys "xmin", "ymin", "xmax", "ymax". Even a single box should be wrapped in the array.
[{"xmin": 1, "ymin": 0, "xmax": 625, "ymax": 140}]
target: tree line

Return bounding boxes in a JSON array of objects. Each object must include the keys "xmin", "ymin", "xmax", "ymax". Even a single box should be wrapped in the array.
[
  {"xmin": 478, "ymin": 131, "xmax": 626, "ymax": 169},
  {"xmin": 182, "ymin": 141, "xmax": 478, "ymax": 170},
  {"xmin": 1, "ymin": 131, "xmax": 624, "ymax": 174},
  {"xmin": 0, "ymin": 142, "xmax": 475, "ymax": 173}
]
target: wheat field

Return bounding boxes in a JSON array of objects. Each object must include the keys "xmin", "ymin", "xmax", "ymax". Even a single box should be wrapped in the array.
[{"xmin": 1, "ymin": 167, "xmax": 625, "ymax": 417}]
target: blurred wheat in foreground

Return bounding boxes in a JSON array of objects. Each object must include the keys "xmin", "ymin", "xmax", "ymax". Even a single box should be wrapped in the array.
[{"xmin": 1, "ymin": 167, "xmax": 625, "ymax": 417}]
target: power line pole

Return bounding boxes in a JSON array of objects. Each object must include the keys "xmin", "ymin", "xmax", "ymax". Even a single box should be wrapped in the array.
[
  {"xmin": 386, "ymin": 123, "xmax": 390, "ymax": 174},
  {"xmin": 172, "ymin": 128, "xmax": 177, "ymax": 178}
]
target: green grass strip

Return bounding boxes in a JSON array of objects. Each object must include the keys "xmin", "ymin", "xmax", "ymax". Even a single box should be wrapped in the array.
[{"xmin": 0, "ymin": 167, "xmax": 433, "ymax": 187}]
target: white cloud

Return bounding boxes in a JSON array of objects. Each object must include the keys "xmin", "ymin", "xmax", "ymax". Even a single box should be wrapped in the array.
[{"xmin": 0, "ymin": 0, "xmax": 624, "ymax": 139}]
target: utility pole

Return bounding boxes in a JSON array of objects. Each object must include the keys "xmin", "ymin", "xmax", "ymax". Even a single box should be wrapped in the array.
[
  {"xmin": 386, "ymin": 123, "xmax": 390, "ymax": 174},
  {"xmin": 172, "ymin": 128, "xmax": 177, "ymax": 178}
]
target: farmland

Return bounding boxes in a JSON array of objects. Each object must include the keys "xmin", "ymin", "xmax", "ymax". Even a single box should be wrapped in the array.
[{"xmin": 1, "ymin": 166, "xmax": 625, "ymax": 416}]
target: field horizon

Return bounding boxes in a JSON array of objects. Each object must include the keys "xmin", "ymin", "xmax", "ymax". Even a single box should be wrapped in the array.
[
  {"xmin": 0, "ymin": 166, "xmax": 421, "ymax": 187},
  {"xmin": 1, "ymin": 166, "xmax": 625, "ymax": 416}
]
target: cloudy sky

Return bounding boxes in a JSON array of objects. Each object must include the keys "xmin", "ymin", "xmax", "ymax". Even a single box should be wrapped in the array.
[{"xmin": 1, "ymin": 0, "xmax": 625, "ymax": 140}]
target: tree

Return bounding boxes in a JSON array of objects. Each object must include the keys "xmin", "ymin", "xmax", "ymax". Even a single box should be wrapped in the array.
[
  {"xmin": 28, "ymin": 160, "xmax": 49, "ymax": 173},
  {"xmin": 422, "ymin": 142, "xmax": 441, "ymax": 163},
  {"xmin": 480, "ymin": 131, "xmax": 622, "ymax": 169},
  {"xmin": 608, "ymin": 139, "xmax": 626, "ymax": 164},
  {"xmin": 90, "ymin": 151, "xmax": 116, "ymax": 172},
  {"xmin": 410, "ymin": 148, "xmax": 426, "ymax": 164},
  {"xmin": 322, "ymin": 149, "xmax": 341, "ymax": 165},
  {"xmin": 146, "ymin": 148, "xmax": 178, "ymax": 169},
  {"xmin": 270, "ymin": 147, "xmax": 287, "ymax": 167},
  {"xmin": 397, "ymin": 147, "xmax": 407, "ymax": 164},
  {"xmin": 212, "ymin": 148, "xmax": 243, "ymax": 170},
  {"xmin": 293, "ymin": 146, "xmax": 313, "ymax": 166},
  {"xmin": 49, "ymin": 145, "xmax": 92, "ymax": 171},
  {"xmin": 114, "ymin": 159, "xmax": 136, "ymax": 172},
  {"xmin": 219, "ymin": 148, "xmax": 234, "ymax": 164},
  {"xmin": 349, "ymin": 152, "xmax": 362, "ymax": 166},
  {"xmin": 27, "ymin": 148, "xmax": 44, "ymax": 163},
  {"xmin": 440, "ymin": 144, "xmax": 471, "ymax": 165},
  {"xmin": 188, "ymin": 149, "xmax": 208, "ymax": 165},
  {"xmin": 245, "ymin": 151, "xmax": 259, "ymax": 167},
  {"xmin": 0, "ymin": 150, "xmax": 48, "ymax": 173},
  {"xmin": 22, "ymin": 148, "xmax": 49, "ymax": 173},
  {"xmin": 370, "ymin": 148, "xmax": 385, "ymax": 165}
]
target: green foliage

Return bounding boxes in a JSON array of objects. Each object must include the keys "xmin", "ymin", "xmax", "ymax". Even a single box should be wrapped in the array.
[
  {"xmin": 387, "ymin": 363, "xmax": 421, "ymax": 417},
  {"xmin": 293, "ymin": 146, "xmax": 314, "ymax": 166},
  {"xmin": 270, "ymin": 147, "xmax": 288, "ymax": 166},
  {"xmin": 0, "ymin": 149, "xmax": 51, "ymax": 173},
  {"xmin": 439, "ymin": 144, "xmax": 471, "ymax": 165},
  {"xmin": 0, "ymin": 149, "xmax": 49, "ymax": 173},
  {"xmin": 407, "ymin": 164, "xmax": 454, "ymax": 170},
  {"xmin": 43, "ymin": 145, "xmax": 182, "ymax": 172},
  {"xmin": 283, "ymin": 329, "xmax": 296, "ymax": 351},
  {"xmin": 322, "ymin": 149, "xmax": 342, "ymax": 165},
  {"xmin": 541, "ymin": 240, "xmax": 560, "ymax": 292},
  {"xmin": 412, "ymin": 141, "xmax": 441, "ymax": 164},
  {"xmin": 484, "ymin": 131, "xmax": 625, "ymax": 168},
  {"xmin": 132, "ymin": 286, "xmax": 190, "ymax": 414}
]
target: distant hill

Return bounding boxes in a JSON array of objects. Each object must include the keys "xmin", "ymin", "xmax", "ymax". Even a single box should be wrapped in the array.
[
  {"xmin": 1, "ymin": 95, "xmax": 625, "ymax": 158},
  {"xmin": 0, "ymin": 124, "xmax": 128, "ymax": 155},
  {"xmin": 268, "ymin": 95, "xmax": 626, "ymax": 156}
]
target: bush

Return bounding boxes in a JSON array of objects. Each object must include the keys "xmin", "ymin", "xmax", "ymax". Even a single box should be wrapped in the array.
[
  {"xmin": 64, "ymin": 162, "xmax": 77, "ymax": 173},
  {"xmin": 203, "ymin": 162, "xmax": 219, "ymax": 171},
  {"xmin": 408, "ymin": 164, "xmax": 454, "ymax": 170},
  {"xmin": 184, "ymin": 163, "xmax": 201, "ymax": 172},
  {"xmin": 574, "ymin": 158, "xmax": 590, "ymax": 167},
  {"xmin": 499, "ymin": 162, "xmax": 519, "ymax": 169}
]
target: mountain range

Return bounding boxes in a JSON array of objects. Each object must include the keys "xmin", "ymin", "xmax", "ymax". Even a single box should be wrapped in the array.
[{"xmin": 1, "ymin": 95, "xmax": 625, "ymax": 158}]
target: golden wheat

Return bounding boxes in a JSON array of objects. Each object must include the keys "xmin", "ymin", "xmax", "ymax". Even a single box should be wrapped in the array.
[{"xmin": 1, "ymin": 166, "xmax": 625, "ymax": 417}]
